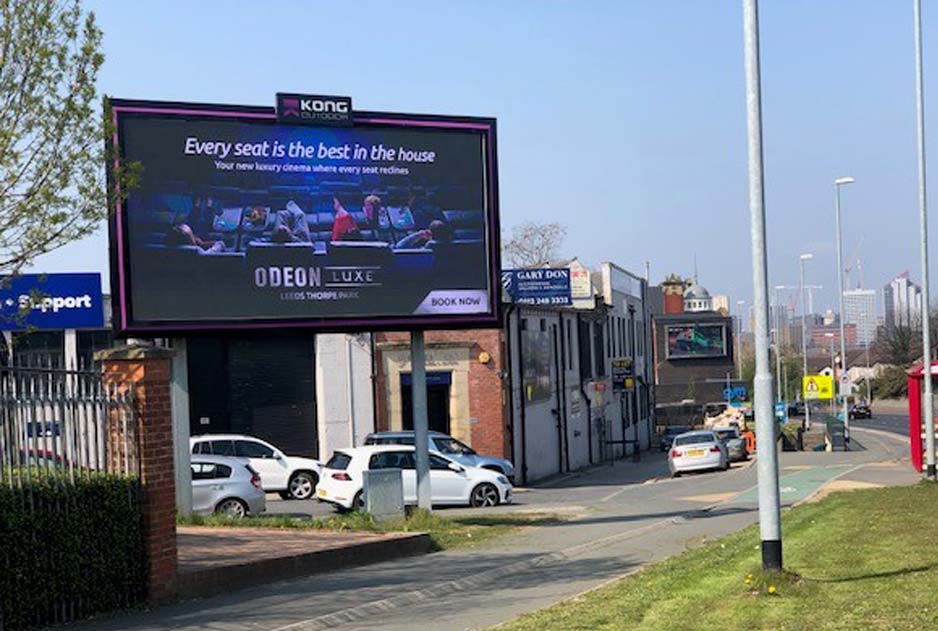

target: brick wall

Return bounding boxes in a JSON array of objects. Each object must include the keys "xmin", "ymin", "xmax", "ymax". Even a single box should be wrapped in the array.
[
  {"xmin": 98, "ymin": 344, "xmax": 178, "ymax": 606},
  {"xmin": 374, "ymin": 330, "xmax": 509, "ymax": 459}
]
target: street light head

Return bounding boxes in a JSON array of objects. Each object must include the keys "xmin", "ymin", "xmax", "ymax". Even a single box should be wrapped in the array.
[
  {"xmin": 834, "ymin": 176, "xmax": 855, "ymax": 186},
  {"xmin": 800, "ymin": 253, "xmax": 814, "ymax": 261}
]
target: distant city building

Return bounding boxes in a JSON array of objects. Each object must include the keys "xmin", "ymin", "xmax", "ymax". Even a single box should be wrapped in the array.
[
  {"xmin": 823, "ymin": 309, "xmax": 836, "ymax": 326},
  {"xmin": 842, "ymin": 289, "xmax": 877, "ymax": 346},
  {"xmin": 884, "ymin": 272, "xmax": 923, "ymax": 330},
  {"xmin": 771, "ymin": 303, "xmax": 791, "ymax": 347},
  {"xmin": 711, "ymin": 294, "xmax": 730, "ymax": 316},
  {"xmin": 683, "ymin": 284, "xmax": 712, "ymax": 312},
  {"xmin": 661, "ymin": 274, "xmax": 687, "ymax": 315},
  {"xmin": 810, "ymin": 323, "xmax": 858, "ymax": 349}
]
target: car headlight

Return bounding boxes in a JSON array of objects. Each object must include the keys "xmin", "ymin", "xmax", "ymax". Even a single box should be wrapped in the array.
[{"xmin": 497, "ymin": 475, "xmax": 509, "ymax": 485}]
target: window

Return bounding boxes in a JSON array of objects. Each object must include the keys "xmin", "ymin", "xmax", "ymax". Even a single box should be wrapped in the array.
[
  {"xmin": 235, "ymin": 440, "xmax": 275, "ymax": 459},
  {"xmin": 209, "ymin": 440, "xmax": 235, "ymax": 456},
  {"xmin": 430, "ymin": 454, "xmax": 455, "ymax": 470},
  {"xmin": 190, "ymin": 462, "xmax": 232, "ymax": 480},
  {"xmin": 192, "ymin": 441, "xmax": 206, "ymax": 455},
  {"xmin": 326, "ymin": 452, "xmax": 352, "ymax": 470},
  {"xmin": 369, "ymin": 451, "xmax": 415, "ymax": 470},
  {"xmin": 578, "ymin": 320, "xmax": 592, "ymax": 381},
  {"xmin": 433, "ymin": 437, "xmax": 475, "ymax": 456},
  {"xmin": 593, "ymin": 322, "xmax": 606, "ymax": 377},
  {"xmin": 566, "ymin": 319, "xmax": 573, "ymax": 370}
]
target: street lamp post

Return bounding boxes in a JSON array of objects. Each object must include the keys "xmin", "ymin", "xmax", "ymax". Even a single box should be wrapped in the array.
[
  {"xmin": 914, "ymin": 0, "xmax": 936, "ymax": 480},
  {"xmin": 800, "ymin": 253, "xmax": 813, "ymax": 430},
  {"xmin": 774, "ymin": 285, "xmax": 786, "ymax": 402},
  {"xmin": 742, "ymin": 0, "xmax": 782, "ymax": 571},
  {"xmin": 834, "ymin": 176, "xmax": 854, "ymax": 441}
]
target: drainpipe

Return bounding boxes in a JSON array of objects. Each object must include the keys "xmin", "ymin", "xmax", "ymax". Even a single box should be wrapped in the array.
[
  {"xmin": 503, "ymin": 304, "xmax": 516, "ymax": 468},
  {"xmin": 552, "ymin": 324, "xmax": 564, "ymax": 473}
]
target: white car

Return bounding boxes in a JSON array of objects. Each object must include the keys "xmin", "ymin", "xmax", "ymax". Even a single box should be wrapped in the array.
[
  {"xmin": 190, "ymin": 434, "xmax": 322, "ymax": 500},
  {"xmin": 668, "ymin": 430, "xmax": 729, "ymax": 477},
  {"xmin": 316, "ymin": 445, "xmax": 513, "ymax": 511}
]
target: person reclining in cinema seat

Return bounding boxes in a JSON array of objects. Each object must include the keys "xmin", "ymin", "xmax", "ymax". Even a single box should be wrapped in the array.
[
  {"xmin": 247, "ymin": 200, "xmax": 311, "ymax": 243},
  {"xmin": 164, "ymin": 223, "xmax": 226, "ymax": 253},
  {"xmin": 331, "ymin": 195, "xmax": 362, "ymax": 241},
  {"xmin": 363, "ymin": 194, "xmax": 392, "ymax": 242},
  {"xmin": 394, "ymin": 219, "xmax": 452, "ymax": 249}
]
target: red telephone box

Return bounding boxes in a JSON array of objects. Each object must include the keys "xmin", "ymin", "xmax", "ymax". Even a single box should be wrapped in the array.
[{"xmin": 907, "ymin": 362, "xmax": 938, "ymax": 471}]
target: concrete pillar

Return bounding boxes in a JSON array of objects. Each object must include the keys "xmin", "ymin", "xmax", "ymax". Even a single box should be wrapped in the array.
[{"xmin": 315, "ymin": 334, "xmax": 375, "ymax": 460}]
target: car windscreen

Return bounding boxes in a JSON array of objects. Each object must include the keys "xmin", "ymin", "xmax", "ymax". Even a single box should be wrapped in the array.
[
  {"xmin": 433, "ymin": 437, "xmax": 476, "ymax": 456},
  {"xmin": 714, "ymin": 430, "xmax": 738, "ymax": 440},
  {"xmin": 674, "ymin": 434, "xmax": 715, "ymax": 446},
  {"xmin": 325, "ymin": 452, "xmax": 352, "ymax": 470},
  {"xmin": 666, "ymin": 427, "xmax": 690, "ymax": 436}
]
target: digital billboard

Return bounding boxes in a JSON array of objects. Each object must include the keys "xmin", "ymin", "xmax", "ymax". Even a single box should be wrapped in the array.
[
  {"xmin": 108, "ymin": 98, "xmax": 499, "ymax": 334},
  {"xmin": 665, "ymin": 323, "xmax": 728, "ymax": 359}
]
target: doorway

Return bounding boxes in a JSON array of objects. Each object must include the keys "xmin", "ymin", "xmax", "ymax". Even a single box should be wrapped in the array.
[{"xmin": 401, "ymin": 371, "xmax": 452, "ymax": 434}]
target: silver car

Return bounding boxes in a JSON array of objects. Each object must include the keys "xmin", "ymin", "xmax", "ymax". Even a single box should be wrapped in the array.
[
  {"xmin": 713, "ymin": 426, "xmax": 748, "ymax": 462},
  {"xmin": 191, "ymin": 455, "xmax": 266, "ymax": 518},
  {"xmin": 668, "ymin": 431, "xmax": 729, "ymax": 477}
]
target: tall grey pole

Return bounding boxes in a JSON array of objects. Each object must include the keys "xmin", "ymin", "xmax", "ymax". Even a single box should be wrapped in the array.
[
  {"xmin": 834, "ymin": 178, "xmax": 853, "ymax": 442},
  {"xmin": 410, "ymin": 330, "xmax": 432, "ymax": 509},
  {"xmin": 914, "ymin": 0, "xmax": 936, "ymax": 479},
  {"xmin": 800, "ymin": 255, "xmax": 812, "ymax": 430},
  {"xmin": 742, "ymin": 0, "xmax": 782, "ymax": 570}
]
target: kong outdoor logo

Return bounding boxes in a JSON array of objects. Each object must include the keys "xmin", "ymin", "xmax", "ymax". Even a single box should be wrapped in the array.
[{"xmin": 276, "ymin": 93, "xmax": 353, "ymax": 126}]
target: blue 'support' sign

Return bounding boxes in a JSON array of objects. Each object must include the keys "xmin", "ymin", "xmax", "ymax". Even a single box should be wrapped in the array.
[{"xmin": 0, "ymin": 273, "xmax": 104, "ymax": 330}]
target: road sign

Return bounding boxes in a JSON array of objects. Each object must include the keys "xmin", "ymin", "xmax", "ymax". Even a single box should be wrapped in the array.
[
  {"xmin": 774, "ymin": 401, "xmax": 788, "ymax": 423},
  {"xmin": 803, "ymin": 374, "xmax": 833, "ymax": 401}
]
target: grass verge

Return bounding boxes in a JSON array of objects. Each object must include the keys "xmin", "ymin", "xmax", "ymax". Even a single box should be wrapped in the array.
[
  {"xmin": 497, "ymin": 482, "xmax": 938, "ymax": 631},
  {"xmin": 177, "ymin": 509, "xmax": 562, "ymax": 551}
]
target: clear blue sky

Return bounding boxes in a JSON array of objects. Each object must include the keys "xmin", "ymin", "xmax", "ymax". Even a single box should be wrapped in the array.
[{"xmin": 31, "ymin": 0, "xmax": 938, "ymax": 318}]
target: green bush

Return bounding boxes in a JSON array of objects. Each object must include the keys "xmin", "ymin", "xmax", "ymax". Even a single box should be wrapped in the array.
[
  {"xmin": 871, "ymin": 365, "xmax": 909, "ymax": 400},
  {"xmin": 0, "ymin": 472, "xmax": 145, "ymax": 630}
]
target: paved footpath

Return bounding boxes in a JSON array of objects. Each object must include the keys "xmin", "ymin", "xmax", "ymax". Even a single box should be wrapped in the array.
[{"xmin": 78, "ymin": 427, "xmax": 916, "ymax": 631}]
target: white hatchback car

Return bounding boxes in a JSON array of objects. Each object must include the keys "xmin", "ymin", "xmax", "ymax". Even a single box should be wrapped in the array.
[
  {"xmin": 316, "ymin": 445, "xmax": 513, "ymax": 511},
  {"xmin": 668, "ymin": 430, "xmax": 729, "ymax": 477},
  {"xmin": 190, "ymin": 434, "xmax": 322, "ymax": 500}
]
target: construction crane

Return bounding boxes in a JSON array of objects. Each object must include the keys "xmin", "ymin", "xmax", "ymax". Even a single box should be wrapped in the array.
[
  {"xmin": 844, "ymin": 235, "xmax": 865, "ymax": 289},
  {"xmin": 775, "ymin": 284, "xmax": 823, "ymax": 315}
]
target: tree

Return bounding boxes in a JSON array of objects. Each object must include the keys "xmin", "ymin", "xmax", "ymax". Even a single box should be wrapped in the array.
[
  {"xmin": 502, "ymin": 221, "xmax": 567, "ymax": 268},
  {"xmin": 871, "ymin": 324, "xmax": 919, "ymax": 367},
  {"xmin": 0, "ymin": 0, "xmax": 109, "ymax": 275}
]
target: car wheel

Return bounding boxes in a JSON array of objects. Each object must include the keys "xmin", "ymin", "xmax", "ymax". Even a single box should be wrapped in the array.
[
  {"xmin": 288, "ymin": 471, "xmax": 318, "ymax": 500},
  {"xmin": 216, "ymin": 498, "xmax": 248, "ymax": 519},
  {"xmin": 723, "ymin": 459, "xmax": 731, "ymax": 471},
  {"xmin": 278, "ymin": 491, "xmax": 291, "ymax": 500},
  {"xmin": 469, "ymin": 483, "xmax": 500, "ymax": 508},
  {"xmin": 671, "ymin": 471, "xmax": 681, "ymax": 478},
  {"xmin": 352, "ymin": 491, "xmax": 365, "ymax": 512}
]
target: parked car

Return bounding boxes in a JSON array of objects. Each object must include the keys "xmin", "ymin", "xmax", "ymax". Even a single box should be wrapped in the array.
[
  {"xmin": 190, "ymin": 434, "xmax": 322, "ymax": 500},
  {"xmin": 712, "ymin": 426, "xmax": 748, "ymax": 462},
  {"xmin": 788, "ymin": 401, "xmax": 806, "ymax": 417},
  {"xmin": 316, "ymin": 445, "xmax": 513, "ymax": 512},
  {"xmin": 849, "ymin": 403, "xmax": 872, "ymax": 420},
  {"xmin": 364, "ymin": 430, "xmax": 515, "ymax": 481},
  {"xmin": 659, "ymin": 425, "xmax": 691, "ymax": 452},
  {"xmin": 668, "ymin": 430, "xmax": 729, "ymax": 477},
  {"xmin": 190, "ymin": 454, "xmax": 266, "ymax": 518}
]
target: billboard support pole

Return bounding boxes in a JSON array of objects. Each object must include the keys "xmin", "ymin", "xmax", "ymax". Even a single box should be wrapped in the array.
[
  {"xmin": 170, "ymin": 338, "xmax": 193, "ymax": 516},
  {"xmin": 411, "ymin": 330, "xmax": 432, "ymax": 510}
]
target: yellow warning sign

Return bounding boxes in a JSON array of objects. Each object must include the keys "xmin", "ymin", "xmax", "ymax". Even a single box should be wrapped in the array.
[{"xmin": 803, "ymin": 374, "xmax": 833, "ymax": 401}]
